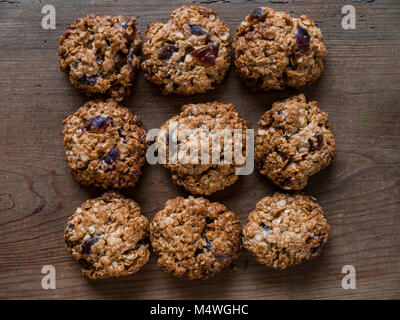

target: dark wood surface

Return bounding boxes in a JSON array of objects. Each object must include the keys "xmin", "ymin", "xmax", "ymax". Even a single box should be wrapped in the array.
[{"xmin": 0, "ymin": 0, "xmax": 399, "ymax": 300}]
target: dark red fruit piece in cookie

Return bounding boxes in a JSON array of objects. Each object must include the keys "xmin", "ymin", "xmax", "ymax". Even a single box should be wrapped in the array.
[
  {"xmin": 308, "ymin": 133, "xmax": 323, "ymax": 151},
  {"xmin": 191, "ymin": 44, "xmax": 218, "ymax": 66},
  {"xmin": 205, "ymin": 217, "xmax": 214, "ymax": 225},
  {"xmin": 79, "ymin": 75, "xmax": 99, "ymax": 85},
  {"xmin": 84, "ymin": 116, "xmax": 113, "ymax": 133},
  {"xmin": 81, "ymin": 235, "xmax": 99, "ymax": 255},
  {"xmin": 159, "ymin": 44, "xmax": 178, "ymax": 60},
  {"xmin": 187, "ymin": 22, "xmax": 206, "ymax": 36},
  {"xmin": 261, "ymin": 223, "xmax": 270, "ymax": 234},
  {"xmin": 204, "ymin": 237, "xmax": 212, "ymax": 253},
  {"xmin": 102, "ymin": 147, "xmax": 120, "ymax": 165},
  {"xmin": 296, "ymin": 26, "xmax": 310, "ymax": 54},
  {"xmin": 250, "ymin": 8, "xmax": 266, "ymax": 21}
]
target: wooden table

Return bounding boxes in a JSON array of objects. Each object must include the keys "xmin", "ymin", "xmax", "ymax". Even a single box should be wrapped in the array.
[{"xmin": 1, "ymin": 0, "xmax": 399, "ymax": 300}]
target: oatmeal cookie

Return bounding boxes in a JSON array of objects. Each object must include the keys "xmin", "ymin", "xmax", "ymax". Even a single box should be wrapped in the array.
[
  {"xmin": 233, "ymin": 7, "xmax": 327, "ymax": 91},
  {"xmin": 64, "ymin": 191, "xmax": 150, "ymax": 279},
  {"xmin": 243, "ymin": 192, "xmax": 330, "ymax": 269},
  {"xmin": 255, "ymin": 94, "xmax": 335, "ymax": 190},
  {"xmin": 62, "ymin": 98, "xmax": 147, "ymax": 189},
  {"xmin": 141, "ymin": 6, "xmax": 231, "ymax": 95},
  {"xmin": 58, "ymin": 14, "xmax": 142, "ymax": 101},
  {"xmin": 150, "ymin": 196, "xmax": 242, "ymax": 280},
  {"xmin": 157, "ymin": 102, "xmax": 249, "ymax": 195}
]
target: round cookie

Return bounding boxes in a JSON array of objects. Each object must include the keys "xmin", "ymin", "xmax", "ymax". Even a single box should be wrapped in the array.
[
  {"xmin": 243, "ymin": 192, "xmax": 330, "ymax": 269},
  {"xmin": 141, "ymin": 5, "xmax": 231, "ymax": 95},
  {"xmin": 255, "ymin": 94, "xmax": 335, "ymax": 190},
  {"xmin": 64, "ymin": 191, "xmax": 150, "ymax": 279},
  {"xmin": 157, "ymin": 102, "xmax": 249, "ymax": 195},
  {"xmin": 62, "ymin": 98, "xmax": 147, "ymax": 189},
  {"xmin": 150, "ymin": 196, "xmax": 242, "ymax": 280},
  {"xmin": 58, "ymin": 14, "xmax": 142, "ymax": 101},
  {"xmin": 233, "ymin": 7, "xmax": 327, "ymax": 91}
]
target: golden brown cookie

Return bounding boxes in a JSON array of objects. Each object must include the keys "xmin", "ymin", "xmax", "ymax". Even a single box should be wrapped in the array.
[
  {"xmin": 157, "ymin": 102, "xmax": 249, "ymax": 195},
  {"xmin": 62, "ymin": 98, "xmax": 147, "ymax": 189},
  {"xmin": 150, "ymin": 196, "xmax": 242, "ymax": 280},
  {"xmin": 142, "ymin": 6, "xmax": 231, "ymax": 95},
  {"xmin": 64, "ymin": 191, "xmax": 150, "ymax": 279},
  {"xmin": 58, "ymin": 14, "xmax": 142, "ymax": 101},
  {"xmin": 233, "ymin": 7, "xmax": 327, "ymax": 91},
  {"xmin": 243, "ymin": 192, "xmax": 330, "ymax": 269},
  {"xmin": 255, "ymin": 94, "xmax": 335, "ymax": 190}
]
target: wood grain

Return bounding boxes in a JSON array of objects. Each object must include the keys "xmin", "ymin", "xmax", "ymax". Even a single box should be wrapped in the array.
[{"xmin": 0, "ymin": 0, "xmax": 399, "ymax": 299}]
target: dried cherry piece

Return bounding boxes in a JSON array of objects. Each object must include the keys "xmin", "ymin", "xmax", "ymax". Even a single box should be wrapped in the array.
[
  {"xmin": 296, "ymin": 26, "xmax": 310, "ymax": 54},
  {"xmin": 191, "ymin": 44, "xmax": 218, "ymax": 66},
  {"xmin": 250, "ymin": 7, "xmax": 265, "ymax": 21},
  {"xmin": 187, "ymin": 22, "xmax": 206, "ymax": 36},
  {"xmin": 206, "ymin": 217, "xmax": 214, "ymax": 225},
  {"xmin": 261, "ymin": 223, "xmax": 270, "ymax": 234},
  {"xmin": 84, "ymin": 116, "xmax": 113, "ymax": 133},
  {"xmin": 159, "ymin": 44, "xmax": 178, "ymax": 60},
  {"xmin": 308, "ymin": 133, "xmax": 323, "ymax": 151},
  {"xmin": 81, "ymin": 235, "xmax": 99, "ymax": 255},
  {"xmin": 79, "ymin": 75, "xmax": 99, "ymax": 85},
  {"xmin": 102, "ymin": 147, "xmax": 120, "ymax": 165},
  {"xmin": 203, "ymin": 237, "xmax": 212, "ymax": 252},
  {"xmin": 315, "ymin": 133, "xmax": 323, "ymax": 149}
]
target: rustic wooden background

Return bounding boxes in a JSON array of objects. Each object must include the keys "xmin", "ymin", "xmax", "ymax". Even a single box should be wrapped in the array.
[{"xmin": 0, "ymin": 0, "xmax": 399, "ymax": 300}]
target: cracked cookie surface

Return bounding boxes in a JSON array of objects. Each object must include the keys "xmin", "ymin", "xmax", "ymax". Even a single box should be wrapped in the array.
[
  {"xmin": 233, "ymin": 7, "xmax": 327, "ymax": 91},
  {"xmin": 142, "ymin": 5, "xmax": 231, "ymax": 95},
  {"xmin": 255, "ymin": 94, "xmax": 335, "ymax": 190},
  {"xmin": 157, "ymin": 102, "xmax": 249, "ymax": 195},
  {"xmin": 150, "ymin": 196, "xmax": 242, "ymax": 280},
  {"xmin": 243, "ymin": 192, "xmax": 330, "ymax": 269},
  {"xmin": 62, "ymin": 98, "xmax": 147, "ymax": 189},
  {"xmin": 58, "ymin": 14, "xmax": 142, "ymax": 101},
  {"xmin": 64, "ymin": 191, "xmax": 150, "ymax": 279}
]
